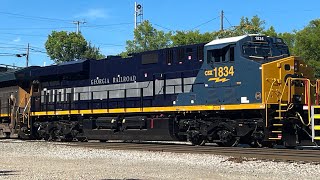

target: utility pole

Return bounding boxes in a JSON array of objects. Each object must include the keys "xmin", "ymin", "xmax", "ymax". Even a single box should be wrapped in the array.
[
  {"xmin": 220, "ymin": 10, "xmax": 224, "ymax": 31},
  {"xmin": 26, "ymin": 43, "xmax": 29, "ymax": 67},
  {"xmin": 73, "ymin": 20, "xmax": 86, "ymax": 34}
]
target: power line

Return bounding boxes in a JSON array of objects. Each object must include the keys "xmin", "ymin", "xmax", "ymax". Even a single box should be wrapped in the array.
[
  {"xmin": 0, "ymin": 32, "xmax": 47, "ymax": 37},
  {"xmin": 30, "ymin": 48, "xmax": 47, "ymax": 54},
  {"xmin": 30, "ymin": 46, "xmax": 46, "ymax": 51},
  {"xmin": 153, "ymin": 23, "xmax": 173, "ymax": 31},
  {"xmin": 0, "ymin": 42, "xmax": 27, "ymax": 47},
  {"xmin": 224, "ymin": 16, "xmax": 233, "ymax": 29},
  {"xmin": 0, "ymin": 53, "xmax": 23, "ymax": 56},
  {"xmin": 0, "ymin": 46, "xmax": 26, "ymax": 50},
  {"xmin": 0, "ymin": 26, "xmax": 75, "ymax": 31},
  {"xmin": 0, "ymin": 11, "xmax": 72, "ymax": 23},
  {"xmin": 191, "ymin": 16, "xmax": 220, "ymax": 30},
  {"xmin": 82, "ymin": 22, "xmax": 133, "ymax": 28},
  {"xmin": 0, "ymin": 22, "xmax": 134, "ymax": 31},
  {"xmin": 94, "ymin": 42, "xmax": 125, "ymax": 47}
]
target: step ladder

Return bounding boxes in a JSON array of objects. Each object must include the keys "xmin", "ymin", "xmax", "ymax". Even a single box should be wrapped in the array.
[
  {"xmin": 311, "ymin": 106, "xmax": 320, "ymax": 142},
  {"xmin": 268, "ymin": 103, "xmax": 287, "ymax": 140}
]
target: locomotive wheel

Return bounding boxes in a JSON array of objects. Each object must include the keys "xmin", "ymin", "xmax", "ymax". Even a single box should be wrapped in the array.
[
  {"xmin": 216, "ymin": 138, "xmax": 238, "ymax": 147},
  {"xmin": 190, "ymin": 137, "xmax": 206, "ymax": 146},
  {"xmin": 249, "ymin": 140, "xmax": 263, "ymax": 148},
  {"xmin": 46, "ymin": 128, "xmax": 63, "ymax": 141},
  {"xmin": 189, "ymin": 133, "xmax": 206, "ymax": 146},
  {"xmin": 217, "ymin": 129, "xmax": 238, "ymax": 147}
]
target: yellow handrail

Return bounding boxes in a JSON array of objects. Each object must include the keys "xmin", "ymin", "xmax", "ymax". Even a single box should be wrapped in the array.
[
  {"xmin": 265, "ymin": 78, "xmax": 277, "ymax": 127},
  {"xmin": 279, "ymin": 77, "xmax": 311, "ymax": 126}
]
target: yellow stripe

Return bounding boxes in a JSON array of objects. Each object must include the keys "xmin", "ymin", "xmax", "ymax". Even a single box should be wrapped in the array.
[
  {"xmin": 0, "ymin": 113, "xmax": 9, "ymax": 117},
  {"xmin": 314, "ymin": 125, "xmax": 320, "ymax": 131},
  {"xmin": 314, "ymin": 114, "xmax": 320, "ymax": 119},
  {"xmin": 220, "ymin": 104, "xmax": 265, "ymax": 110},
  {"xmin": 314, "ymin": 137, "xmax": 320, "ymax": 140},
  {"xmin": 313, "ymin": 106, "xmax": 320, "ymax": 109},
  {"xmin": 31, "ymin": 103, "xmax": 265, "ymax": 116},
  {"xmin": 268, "ymin": 137, "xmax": 281, "ymax": 140}
]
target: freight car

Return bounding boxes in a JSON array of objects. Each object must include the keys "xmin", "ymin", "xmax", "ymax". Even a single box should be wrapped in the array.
[{"xmin": 0, "ymin": 34, "xmax": 318, "ymax": 147}]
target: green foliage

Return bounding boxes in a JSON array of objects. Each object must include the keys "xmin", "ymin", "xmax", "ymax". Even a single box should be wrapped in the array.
[
  {"xmin": 45, "ymin": 31, "xmax": 105, "ymax": 63},
  {"xmin": 118, "ymin": 51, "xmax": 129, "ymax": 58},
  {"xmin": 83, "ymin": 43, "xmax": 105, "ymax": 60},
  {"xmin": 125, "ymin": 20, "xmax": 172, "ymax": 54},
  {"xmin": 263, "ymin": 26, "xmax": 277, "ymax": 37},
  {"xmin": 235, "ymin": 15, "xmax": 265, "ymax": 35},
  {"xmin": 294, "ymin": 19, "xmax": 320, "ymax": 77},
  {"xmin": 278, "ymin": 32, "xmax": 296, "ymax": 54},
  {"xmin": 171, "ymin": 30, "xmax": 215, "ymax": 46},
  {"xmin": 215, "ymin": 15, "xmax": 266, "ymax": 38}
]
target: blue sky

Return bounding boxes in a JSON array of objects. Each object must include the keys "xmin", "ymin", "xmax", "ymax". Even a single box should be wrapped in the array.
[{"xmin": 0, "ymin": 0, "xmax": 319, "ymax": 67}]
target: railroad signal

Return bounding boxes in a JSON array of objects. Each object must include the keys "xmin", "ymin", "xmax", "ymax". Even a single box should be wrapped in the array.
[{"xmin": 134, "ymin": 2, "xmax": 143, "ymax": 29}]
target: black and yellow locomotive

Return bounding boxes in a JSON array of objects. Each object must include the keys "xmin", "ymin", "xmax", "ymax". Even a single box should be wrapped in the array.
[{"xmin": 0, "ymin": 34, "xmax": 317, "ymax": 147}]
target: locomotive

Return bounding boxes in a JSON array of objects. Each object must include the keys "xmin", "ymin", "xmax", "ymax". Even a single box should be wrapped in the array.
[{"xmin": 0, "ymin": 34, "xmax": 318, "ymax": 147}]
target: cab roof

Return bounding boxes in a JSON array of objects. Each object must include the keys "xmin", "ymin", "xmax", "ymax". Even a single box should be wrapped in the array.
[{"xmin": 205, "ymin": 34, "xmax": 261, "ymax": 47}]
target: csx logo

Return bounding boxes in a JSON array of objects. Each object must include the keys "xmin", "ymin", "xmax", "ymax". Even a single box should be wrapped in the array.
[
  {"xmin": 205, "ymin": 70, "xmax": 213, "ymax": 76},
  {"xmin": 205, "ymin": 66, "xmax": 235, "ymax": 83}
]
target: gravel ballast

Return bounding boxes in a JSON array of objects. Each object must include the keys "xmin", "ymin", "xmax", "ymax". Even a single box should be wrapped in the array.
[{"xmin": 0, "ymin": 139, "xmax": 319, "ymax": 180}]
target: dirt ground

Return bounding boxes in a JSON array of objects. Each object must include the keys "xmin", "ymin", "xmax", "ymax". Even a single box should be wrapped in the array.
[{"xmin": 0, "ymin": 140, "xmax": 319, "ymax": 180}]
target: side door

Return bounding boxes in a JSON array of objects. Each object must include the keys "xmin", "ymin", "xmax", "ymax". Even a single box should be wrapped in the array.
[{"xmin": 205, "ymin": 44, "xmax": 237, "ymax": 105}]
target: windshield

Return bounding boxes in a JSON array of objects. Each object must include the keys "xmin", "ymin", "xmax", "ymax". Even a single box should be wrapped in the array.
[
  {"xmin": 273, "ymin": 44, "xmax": 289, "ymax": 57},
  {"xmin": 242, "ymin": 43, "xmax": 271, "ymax": 60},
  {"xmin": 242, "ymin": 41, "xmax": 290, "ymax": 61}
]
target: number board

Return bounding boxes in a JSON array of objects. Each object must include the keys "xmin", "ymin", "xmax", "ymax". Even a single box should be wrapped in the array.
[
  {"xmin": 251, "ymin": 36, "xmax": 267, "ymax": 42},
  {"xmin": 204, "ymin": 66, "xmax": 235, "ymax": 83}
]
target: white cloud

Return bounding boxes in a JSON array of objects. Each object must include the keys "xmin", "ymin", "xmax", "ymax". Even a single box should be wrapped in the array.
[
  {"xmin": 13, "ymin": 37, "xmax": 21, "ymax": 42},
  {"xmin": 75, "ymin": 9, "xmax": 109, "ymax": 20}
]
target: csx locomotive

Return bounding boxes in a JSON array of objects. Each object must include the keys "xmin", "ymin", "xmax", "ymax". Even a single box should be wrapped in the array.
[{"xmin": 0, "ymin": 34, "xmax": 318, "ymax": 147}]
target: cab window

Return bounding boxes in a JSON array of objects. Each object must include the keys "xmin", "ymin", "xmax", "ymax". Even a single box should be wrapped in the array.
[
  {"xmin": 207, "ymin": 45, "xmax": 234, "ymax": 64},
  {"xmin": 242, "ymin": 42, "xmax": 271, "ymax": 60}
]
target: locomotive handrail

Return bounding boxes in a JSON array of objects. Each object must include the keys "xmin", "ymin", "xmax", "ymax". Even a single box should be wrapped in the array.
[
  {"xmin": 279, "ymin": 77, "xmax": 311, "ymax": 126},
  {"xmin": 316, "ymin": 80, "xmax": 320, "ymax": 105},
  {"xmin": 265, "ymin": 78, "xmax": 277, "ymax": 127}
]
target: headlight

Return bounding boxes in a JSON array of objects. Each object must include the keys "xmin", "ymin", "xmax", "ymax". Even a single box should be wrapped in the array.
[{"xmin": 294, "ymin": 60, "xmax": 299, "ymax": 72}]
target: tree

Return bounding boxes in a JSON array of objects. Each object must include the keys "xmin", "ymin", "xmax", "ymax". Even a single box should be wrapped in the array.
[
  {"xmin": 294, "ymin": 19, "xmax": 320, "ymax": 77},
  {"xmin": 278, "ymin": 32, "xmax": 296, "ymax": 54},
  {"xmin": 125, "ymin": 20, "xmax": 172, "ymax": 54},
  {"xmin": 238, "ymin": 15, "xmax": 265, "ymax": 34},
  {"xmin": 171, "ymin": 30, "xmax": 215, "ymax": 46},
  {"xmin": 263, "ymin": 26, "xmax": 277, "ymax": 37},
  {"xmin": 82, "ymin": 43, "xmax": 105, "ymax": 60},
  {"xmin": 215, "ymin": 15, "xmax": 266, "ymax": 38},
  {"xmin": 45, "ymin": 31, "xmax": 105, "ymax": 63},
  {"xmin": 262, "ymin": 26, "xmax": 296, "ymax": 54}
]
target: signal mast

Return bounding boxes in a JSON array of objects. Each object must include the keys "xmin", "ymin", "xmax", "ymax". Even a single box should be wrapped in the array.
[{"xmin": 134, "ymin": 2, "xmax": 144, "ymax": 29}]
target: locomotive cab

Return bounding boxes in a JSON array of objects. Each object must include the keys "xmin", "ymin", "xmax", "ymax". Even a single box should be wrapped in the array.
[{"xmin": 201, "ymin": 34, "xmax": 316, "ymax": 147}]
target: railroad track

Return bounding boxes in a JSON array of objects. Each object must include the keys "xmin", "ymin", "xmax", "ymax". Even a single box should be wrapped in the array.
[{"xmin": 59, "ymin": 141, "xmax": 320, "ymax": 163}]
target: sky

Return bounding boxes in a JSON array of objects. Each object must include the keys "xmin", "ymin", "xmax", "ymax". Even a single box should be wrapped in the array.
[{"xmin": 0, "ymin": 0, "xmax": 319, "ymax": 67}]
